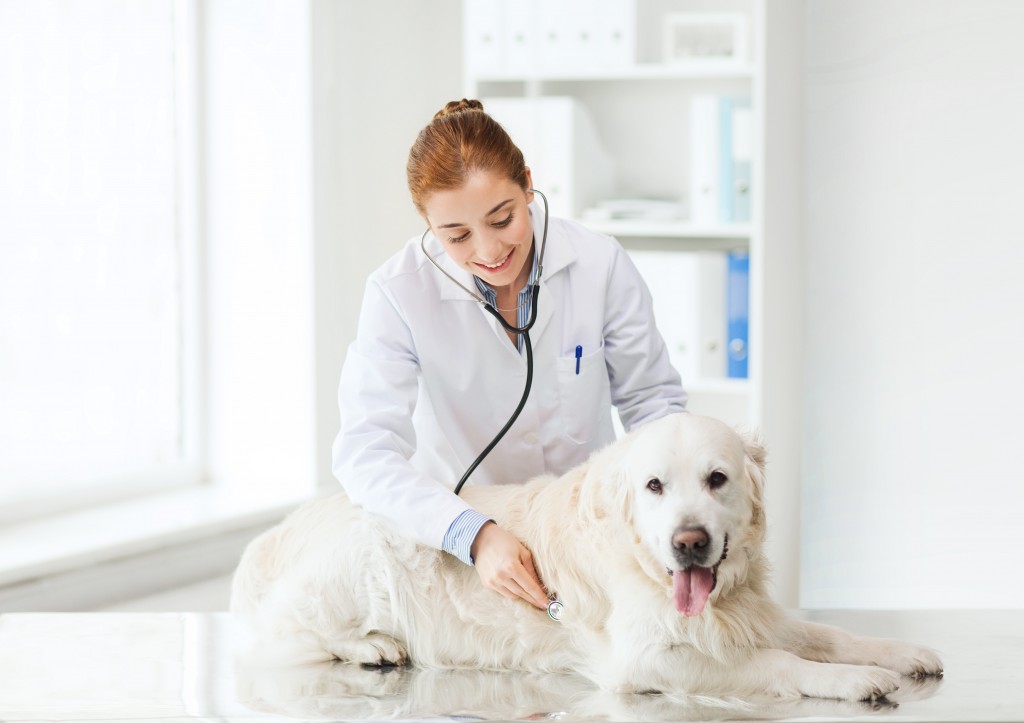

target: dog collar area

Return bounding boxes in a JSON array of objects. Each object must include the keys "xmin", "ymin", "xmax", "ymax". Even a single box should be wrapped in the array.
[{"xmin": 546, "ymin": 597, "xmax": 565, "ymax": 622}]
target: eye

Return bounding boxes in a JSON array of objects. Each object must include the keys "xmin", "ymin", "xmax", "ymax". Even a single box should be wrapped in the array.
[
  {"xmin": 491, "ymin": 213, "xmax": 514, "ymax": 228},
  {"xmin": 646, "ymin": 477, "xmax": 663, "ymax": 495},
  {"xmin": 708, "ymin": 470, "xmax": 728, "ymax": 489},
  {"xmin": 447, "ymin": 231, "xmax": 470, "ymax": 244}
]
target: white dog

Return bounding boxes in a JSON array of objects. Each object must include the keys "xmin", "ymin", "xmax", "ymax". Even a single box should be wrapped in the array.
[{"xmin": 231, "ymin": 413, "xmax": 942, "ymax": 701}]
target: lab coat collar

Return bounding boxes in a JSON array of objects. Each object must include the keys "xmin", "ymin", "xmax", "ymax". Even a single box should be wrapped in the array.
[{"xmin": 529, "ymin": 197, "xmax": 573, "ymax": 280}]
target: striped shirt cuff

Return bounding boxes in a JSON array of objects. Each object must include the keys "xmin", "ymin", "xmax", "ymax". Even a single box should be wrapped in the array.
[{"xmin": 442, "ymin": 509, "xmax": 493, "ymax": 566}]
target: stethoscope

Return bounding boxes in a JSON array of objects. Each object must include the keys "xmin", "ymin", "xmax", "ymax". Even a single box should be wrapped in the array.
[
  {"xmin": 420, "ymin": 188, "xmax": 550, "ymax": 497},
  {"xmin": 421, "ymin": 189, "xmax": 564, "ymax": 623}
]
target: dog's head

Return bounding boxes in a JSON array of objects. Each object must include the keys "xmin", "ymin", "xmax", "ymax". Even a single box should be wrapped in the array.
[{"xmin": 590, "ymin": 413, "xmax": 767, "ymax": 618}]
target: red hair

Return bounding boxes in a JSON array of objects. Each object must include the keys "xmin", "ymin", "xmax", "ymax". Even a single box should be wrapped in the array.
[{"xmin": 406, "ymin": 99, "xmax": 529, "ymax": 216}]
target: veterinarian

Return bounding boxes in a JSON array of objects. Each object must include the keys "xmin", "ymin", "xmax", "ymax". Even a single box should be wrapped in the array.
[{"xmin": 333, "ymin": 99, "xmax": 688, "ymax": 612}]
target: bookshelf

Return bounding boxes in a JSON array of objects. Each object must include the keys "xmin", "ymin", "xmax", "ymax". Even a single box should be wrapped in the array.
[{"xmin": 463, "ymin": 0, "xmax": 764, "ymax": 431}]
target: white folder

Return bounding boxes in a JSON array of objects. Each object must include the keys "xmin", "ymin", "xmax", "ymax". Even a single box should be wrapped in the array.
[
  {"xmin": 464, "ymin": 0, "xmax": 505, "ymax": 76},
  {"xmin": 689, "ymin": 95, "xmax": 720, "ymax": 225}
]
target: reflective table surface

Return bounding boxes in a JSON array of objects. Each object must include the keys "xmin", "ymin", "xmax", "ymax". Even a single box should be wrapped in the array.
[{"xmin": 0, "ymin": 609, "xmax": 1021, "ymax": 722}]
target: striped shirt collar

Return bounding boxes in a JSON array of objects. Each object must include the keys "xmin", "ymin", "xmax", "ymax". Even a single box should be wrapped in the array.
[{"xmin": 473, "ymin": 244, "xmax": 539, "ymax": 352}]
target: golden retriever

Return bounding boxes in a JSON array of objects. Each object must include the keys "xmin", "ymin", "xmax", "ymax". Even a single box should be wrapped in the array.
[{"xmin": 230, "ymin": 413, "xmax": 942, "ymax": 700}]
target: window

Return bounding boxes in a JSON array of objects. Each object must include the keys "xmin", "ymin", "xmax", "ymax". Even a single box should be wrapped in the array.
[
  {"xmin": 1, "ymin": 0, "xmax": 317, "ymax": 531},
  {"xmin": 0, "ymin": 1, "xmax": 199, "ymax": 519}
]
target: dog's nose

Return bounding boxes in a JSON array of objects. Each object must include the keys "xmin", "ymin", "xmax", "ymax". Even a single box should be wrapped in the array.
[{"xmin": 672, "ymin": 526, "xmax": 711, "ymax": 567}]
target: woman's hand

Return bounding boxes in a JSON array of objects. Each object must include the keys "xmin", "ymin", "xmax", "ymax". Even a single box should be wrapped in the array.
[{"xmin": 470, "ymin": 521, "xmax": 549, "ymax": 610}]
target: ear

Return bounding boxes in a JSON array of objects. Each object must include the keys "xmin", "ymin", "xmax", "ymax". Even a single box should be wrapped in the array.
[
  {"xmin": 740, "ymin": 427, "xmax": 768, "ymax": 540},
  {"xmin": 741, "ymin": 428, "xmax": 768, "ymax": 484},
  {"xmin": 576, "ymin": 441, "xmax": 634, "ymax": 528}
]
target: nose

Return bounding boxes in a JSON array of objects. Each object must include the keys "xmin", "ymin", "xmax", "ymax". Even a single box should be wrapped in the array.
[
  {"xmin": 672, "ymin": 526, "xmax": 711, "ymax": 567},
  {"xmin": 473, "ymin": 230, "xmax": 505, "ymax": 263}
]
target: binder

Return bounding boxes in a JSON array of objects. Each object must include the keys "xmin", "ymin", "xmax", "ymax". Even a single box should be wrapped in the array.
[
  {"xmin": 628, "ymin": 250, "xmax": 700, "ymax": 383},
  {"xmin": 718, "ymin": 96, "xmax": 735, "ymax": 223},
  {"xmin": 565, "ymin": 0, "xmax": 601, "ymax": 70},
  {"xmin": 464, "ymin": 0, "xmax": 505, "ymax": 76},
  {"xmin": 726, "ymin": 251, "xmax": 749, "ymax": 378},
  {"xmin": 503, "ymin": 0, "xmax": 537, "ymax": 74},
  {"xmin": 484, "ymin": 96, "xmax": 613, "ymax": 218},
  {"xmin": 717, "ymin": 96, "xmax": 752, "ymax": 223},
  {"xmin": 689, "ymin": 95, "xmax": 720, "ymax": 225},
  {"xmin": 537, "ymin": 0, "xmax": 572, "ymax": 72},
  {"xmin": 596, "ymin": 0, "xmax": 637, "ymax": 68},
  {"xmin": 630, "ymin": 250, "xmax": 731, "ymax": 381},
  {"xmin": 696, "ymin": 251, "xmax": 727, "ymax": 378},
  {"xmin": 730, "ymin": 100, "xmax": 753, "ymax": 223}
]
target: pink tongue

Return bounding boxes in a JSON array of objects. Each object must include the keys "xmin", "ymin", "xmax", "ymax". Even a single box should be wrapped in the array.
[{"xmin": 673, "ymin": 567, "xmax": 713, "ymax": 617}]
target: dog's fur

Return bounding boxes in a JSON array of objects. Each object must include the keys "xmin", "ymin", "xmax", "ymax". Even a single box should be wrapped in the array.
[{"xmin": 231, "ymin": 413, "xmax": 942, "ymax": 700}]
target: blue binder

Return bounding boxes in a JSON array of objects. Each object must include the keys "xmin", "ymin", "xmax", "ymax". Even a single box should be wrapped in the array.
[{"xmin": 727, "ymin": 252, "xmax": 749, "ymax": 378}]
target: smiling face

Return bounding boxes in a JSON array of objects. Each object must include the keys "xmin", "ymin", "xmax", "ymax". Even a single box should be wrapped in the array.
[{"xmin": 423, "ymin": 169, "xmax": 536, "ymax": 296}]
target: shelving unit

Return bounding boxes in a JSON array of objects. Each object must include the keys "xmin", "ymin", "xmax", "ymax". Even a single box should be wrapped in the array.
[
  {"xmin": 470, "ymin": 64, "xmax": 756, "ymax": 83},
  {"xmin": 463, "ymin": 0, "xmax": 764, "ymax": 431}
]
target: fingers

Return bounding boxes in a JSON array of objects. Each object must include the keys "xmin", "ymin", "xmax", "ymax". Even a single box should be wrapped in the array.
[
  {"xmin": 495, "ymin": 558, "xmax": 548, "ymax": 610},
  {"xmin": 517, "ymin": 552, "xmax": 551, "ymax": 610},
  {"xmin": 471, "ymin": 524, "xmax": 551, "ymax": 611}
]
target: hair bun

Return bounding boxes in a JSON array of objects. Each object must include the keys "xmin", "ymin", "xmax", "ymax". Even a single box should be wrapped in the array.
[{"xmin": 433, "ymin": 98, "xmax": 484, "ymax": 120}]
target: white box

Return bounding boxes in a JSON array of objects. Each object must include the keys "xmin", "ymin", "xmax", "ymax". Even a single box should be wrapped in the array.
[{"xmin": 663, "ymin": 12, "xmax": 749, "ymax": 67}]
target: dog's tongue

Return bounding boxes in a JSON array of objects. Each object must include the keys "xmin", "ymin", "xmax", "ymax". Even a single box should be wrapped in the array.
[{"xmin": 673, "ymin": 567, "xmax": 713, "ymax": 616}]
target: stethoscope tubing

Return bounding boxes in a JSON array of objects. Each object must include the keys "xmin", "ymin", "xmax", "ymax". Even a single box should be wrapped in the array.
[
  {"xmin": 454, "ymin": 295, "xmax": 536, "ymax": 495},
  {"xmin": 419, "ymin": 189, "xmax": 550, "ymax": 494}
]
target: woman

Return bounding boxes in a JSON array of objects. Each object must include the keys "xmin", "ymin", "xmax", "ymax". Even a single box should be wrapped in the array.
[{"xmin": 333, "ymin": 99, "xmax": 687, "ymax": 611}]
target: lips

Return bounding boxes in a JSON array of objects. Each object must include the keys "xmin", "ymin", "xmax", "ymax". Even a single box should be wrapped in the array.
[{"xmin": 474, "ymin": 250, "xmax": 512, "ymax": 273}]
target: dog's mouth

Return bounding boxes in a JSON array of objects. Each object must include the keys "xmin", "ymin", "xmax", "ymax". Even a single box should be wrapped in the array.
[{"xmin": 667, "ymin": 534, "xmax": 729, "ymax": 618}]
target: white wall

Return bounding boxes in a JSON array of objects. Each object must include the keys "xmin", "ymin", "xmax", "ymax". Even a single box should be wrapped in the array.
[
  {"xmin": 310, "ymin": 0, "xmax": 463, "ymax": 490},
  {"xmin": 801, "ymin": 1, "xmax": 1024, "ymax": 608},
  {"xmin": 760, "ymin": 0, "xmax": 805, "ymax": 608}
]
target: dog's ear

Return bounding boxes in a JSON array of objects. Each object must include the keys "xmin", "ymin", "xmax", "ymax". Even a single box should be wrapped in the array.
[
  {"xmin": 576, "ymin": 443, "xmax": 634, "ymax": 528},
  {"xmin": 741, "ymin": 428, "xmax": 768, "ymax": 485},
  {"xmin": 740, "ymin": 427, "xmax": 768, "ymax": 541}
]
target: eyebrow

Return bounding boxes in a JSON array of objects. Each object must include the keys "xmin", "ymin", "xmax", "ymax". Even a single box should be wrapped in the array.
[{"xmin": 436, "ymin": 198, "xmax": 514, "ymax": 229}]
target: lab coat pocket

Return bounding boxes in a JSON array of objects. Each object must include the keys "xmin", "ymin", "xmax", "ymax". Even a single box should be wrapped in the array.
[{"xmin": 557, "ymin": 343, "xmax": 611, "ymax": 445}]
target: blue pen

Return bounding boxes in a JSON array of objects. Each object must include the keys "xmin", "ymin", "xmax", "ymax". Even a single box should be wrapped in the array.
[{"xmin": 575, "ymin": 345, "xmax": 582, "ymax": 375}]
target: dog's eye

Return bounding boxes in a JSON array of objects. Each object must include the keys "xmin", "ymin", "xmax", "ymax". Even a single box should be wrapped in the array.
[
  {"xmin": 646, "ymin": 478, "xmax": 663, "ymax": 495},
  {"xmin": 708, "ymin": 471, "xmax": 728, "ymax": 489}
]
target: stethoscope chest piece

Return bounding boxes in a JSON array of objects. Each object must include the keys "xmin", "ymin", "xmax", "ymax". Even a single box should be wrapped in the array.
[{"xmin": 546, "ymin": 597, "xmax": 565, "ymax": 622}]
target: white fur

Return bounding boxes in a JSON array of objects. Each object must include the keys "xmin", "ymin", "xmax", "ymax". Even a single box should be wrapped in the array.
[{"xmin": 231, "ymin": 413, "xmax": 942, "ymax": 701}]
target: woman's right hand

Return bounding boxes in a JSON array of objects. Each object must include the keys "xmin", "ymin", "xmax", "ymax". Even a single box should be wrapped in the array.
[{"xmin": 470, "ymin": 521, "xmax": 550, "ymax": 610}]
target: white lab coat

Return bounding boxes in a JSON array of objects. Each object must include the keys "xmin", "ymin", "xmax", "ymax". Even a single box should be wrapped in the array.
[{"xmin": 332, "ymin": 201, "xmax": 687, "ymax": 551}]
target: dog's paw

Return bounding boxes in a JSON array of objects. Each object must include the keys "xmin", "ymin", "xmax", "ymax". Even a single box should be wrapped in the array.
[
  {"xmin": 803, "ymin": 663, "xmax": 902, "ymax": 702},
  {"xmin": 874, "ymin": 643, "xmax": 943, "ymax": 679},
  {"xmin": 327, "ymin": 633, "xmax": 409, "ymax": 667}
]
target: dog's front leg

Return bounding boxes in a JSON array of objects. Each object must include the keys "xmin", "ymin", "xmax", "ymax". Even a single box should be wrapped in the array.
[
  {"xmin": 592, "ymin": 642, "xmax": 901, "ymax": 701},
  {"xmin": 726, "ymin": 647, "xmax": 905, "ymax": 700},
  {"xmin": 781, "ymin": 619, "xmax": 943, "ymax": 679}
]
